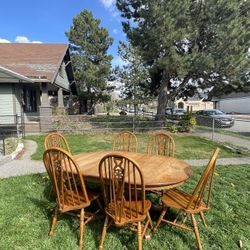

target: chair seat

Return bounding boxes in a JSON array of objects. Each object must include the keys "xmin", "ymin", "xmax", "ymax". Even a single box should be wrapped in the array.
[
  {"xmin": 60, "ymin": 189, "xmax": 100, "ymax": 212},
  {"xmin": 162, "ymin": 188, "xmax": 208, "ymax": 213},
  {"xmin": 105, "ymin": 199, "xmax": 151, "ymax": 226}
]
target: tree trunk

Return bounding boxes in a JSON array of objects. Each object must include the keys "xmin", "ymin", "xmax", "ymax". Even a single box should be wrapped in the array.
[
  {"xmin": 88, "ymin": 99, "xmax": 95, "ymax": 115},
  {"xmin": 156, "ymin": 72, "xmax": 170, "ymax": 120},
  {"xmin": 79, "ymin": 97, "xmax": 88, "ymax": 114}
]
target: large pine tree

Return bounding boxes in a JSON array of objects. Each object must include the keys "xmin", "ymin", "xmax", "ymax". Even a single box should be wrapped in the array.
[
  {"xmin": 66, "ymin": 10, "xmax": 114, "ymax": 114},
  {"xmin": 117, "ymin": 0, "xmax": 250, "ymax": 119}
]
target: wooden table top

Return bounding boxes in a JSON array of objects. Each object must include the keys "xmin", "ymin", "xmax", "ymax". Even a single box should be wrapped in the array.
[{"xmin": 73, "ymin": 151, "xmax": 192, "ymax": 190}]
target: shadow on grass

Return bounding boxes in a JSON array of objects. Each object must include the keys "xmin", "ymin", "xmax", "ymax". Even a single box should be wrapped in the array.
[{"xmin": 29, "ymin": 182, "xmax": 104, "ymax": 249}]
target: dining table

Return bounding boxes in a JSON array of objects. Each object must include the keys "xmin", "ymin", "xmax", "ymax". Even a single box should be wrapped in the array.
[{"xmin": 73, "ymin": 151, "xmax": 192, "ymax": 191}]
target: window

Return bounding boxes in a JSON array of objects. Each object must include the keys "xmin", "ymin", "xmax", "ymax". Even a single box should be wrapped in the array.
[{"xmin": 23, "ymin": 88, "xmax": 37, "ymax": 112}]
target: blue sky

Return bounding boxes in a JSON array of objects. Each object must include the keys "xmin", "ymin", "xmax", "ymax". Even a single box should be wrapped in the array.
[{"xmin": 0, "ymin": 0, "xmax": 125, "ymax": 67}]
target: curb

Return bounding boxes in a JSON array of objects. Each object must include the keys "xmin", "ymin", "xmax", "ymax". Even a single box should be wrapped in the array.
[{"xmin": 0, "ymin": 142, "xmax": 24, "ymax": 166}]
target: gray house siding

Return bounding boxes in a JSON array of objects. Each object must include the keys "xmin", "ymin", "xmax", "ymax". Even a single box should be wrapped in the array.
[
  {"xmin": 0, "ymin": 83, "xmax": 41, "ymax": 125},
  {"xmin": 0, "ymin": 83, "xmax": 15, "ymax": 124}
]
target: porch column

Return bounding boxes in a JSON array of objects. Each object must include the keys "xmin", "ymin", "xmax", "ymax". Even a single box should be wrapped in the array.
[
  {"xmin": 39, "ymin": 82, "xmax": 52, "ymax": 132},
  {"xmin": 57, "ymin": 87, "xmax": 65, "ymax": 114}
]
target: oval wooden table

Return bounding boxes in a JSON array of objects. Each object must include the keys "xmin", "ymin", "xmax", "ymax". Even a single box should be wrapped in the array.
[{"xmin": 73, "ymin": 151, "xmax": 192, "ymax": 191}]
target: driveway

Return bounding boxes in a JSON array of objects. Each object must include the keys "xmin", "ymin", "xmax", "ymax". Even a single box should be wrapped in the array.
[{"xmin": 195, "ymin": 128, "xmax": 250, "ymax": 151}]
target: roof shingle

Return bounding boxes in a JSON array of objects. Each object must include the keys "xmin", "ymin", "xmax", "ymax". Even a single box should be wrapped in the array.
[{"xmin": 0, "ymin": 43, "xmax": 68, "ymax": 81}]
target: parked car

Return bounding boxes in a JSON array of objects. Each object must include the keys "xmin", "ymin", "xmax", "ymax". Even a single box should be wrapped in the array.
[
  {"xmin": 196, "ymin": 109, "xmax": 234, "ymax": 128},
  {"xmin": 166, "ymin": 108, "xmax": 185, "ymax": 115},
  {"xmin": 165, "ymin": 107, "xmax": 173, "ymax": 115},
  {"xmin": 166, "ymin": 108, "xmax": 186, "ymax": 119},
  {"xmin": 129, "ymin": 108, "xmax": 135, "ymax": 113}
]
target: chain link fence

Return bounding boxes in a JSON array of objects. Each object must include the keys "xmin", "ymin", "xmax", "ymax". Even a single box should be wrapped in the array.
[
  {"xmin": 1, "ymin": 113, "xmax": 249, "ymax": 155},
  {"xmin": 51, "ymin": 114, "xmax": 166, "ymax": 133},
  {"xmin": 196, "ymin": 116, "xmax": 250, "ymax": 139}
]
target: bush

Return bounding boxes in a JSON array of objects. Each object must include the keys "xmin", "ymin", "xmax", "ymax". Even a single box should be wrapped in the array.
[
  {"xmin": 179, "ymin": 112, "xmax": 196, "ymax": 132},
  {"xmin": 168, "ymin": 124, "xmax": 178, "ymax": 133}
]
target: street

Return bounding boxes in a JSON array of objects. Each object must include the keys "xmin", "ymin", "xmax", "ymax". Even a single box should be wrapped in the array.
[{"xmin": 227, "ymin": 118, "xmax": 250, "ymax": 136}]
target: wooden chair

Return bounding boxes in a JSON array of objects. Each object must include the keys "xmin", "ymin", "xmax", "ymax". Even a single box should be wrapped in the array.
[
  {"xmin": 44, "ymin": 132, "xmax": 71, "ymax": 153},
  {"xmin": 112, "ymin": 131, "xmax": 138, "ymax": 152},
  {"xmin": 146, "ymin": 131, "xmax": 175, "ymax": 157},
  {"xmin": 43, "ymin": 147, "xmax": 102, "ymax": 249},
  {"xmin": 153, "ymin": 148, "xmax": 220, "ymax": 250},
  {"xmin": 98, "ymin": 153, "xmax": 152, "ymax": 250}
]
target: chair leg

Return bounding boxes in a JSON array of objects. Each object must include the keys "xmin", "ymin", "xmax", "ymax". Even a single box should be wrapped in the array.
[
  {"xmin": 137, "ymin": 222, "xmax": 142, "ymax": 250},
  {"xmin": 191, "ymin": 214, "xmax": 203, "ymax": 250},
  {"xmin": 199, "ymin": 212, "xmax": 207, "ymax": 227},
  {"xmin": 96, "ymin": 197, "xmax": 104, "ymax": 213},
  {"xmin": 99, "ymin": 215, "xmax": 109, "ymax": 250},
  {"xmin": 79, "ymin": 209, "xmax": 85, "ymax": 249},
  {"xmin": 147, "ymin": 211, "xmax": 153, "ymax": 230},
  {"xmin": 153, "ymin": 207, "xmax": 168, "ymax": 232},
  {"xmin": 49, "ymin": 206, "xmax": 59, "ymax": 236}
]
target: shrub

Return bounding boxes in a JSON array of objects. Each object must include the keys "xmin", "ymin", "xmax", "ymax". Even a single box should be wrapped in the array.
[
  {"xmin": 168, "ymin": 124, "xmax": 178, "ymax": 133},
  {"xmin": 179, "ymin": 112, "xmax": 196, "ymax": 132}
]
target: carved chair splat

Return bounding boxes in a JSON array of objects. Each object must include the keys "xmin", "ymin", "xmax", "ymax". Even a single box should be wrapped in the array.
[
  {"xmin": 112, "ymin": 131, "xmax": 138, "ymax": 152},
  {"xmin": 44, "ymin": 132, "xmax": 71, "ymax": 153},
  {"xmin": 146, "ymin": 131, "xmax": 175, "ymax": 157}
]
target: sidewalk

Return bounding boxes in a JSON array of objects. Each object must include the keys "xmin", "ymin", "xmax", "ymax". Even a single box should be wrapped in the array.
[
  {"xmin": 194, "ymin": 129, "xmax": 250, "ymax": 151},
  {"xmin": 232, "ymin": 114, "xmax": 250, "ymax": 121},
  {"xmin": 0, "ymin": 140, "xmax": 250, "ymax": 178},
  {"xmin": 0, "ymin": 140, "xmax": 44, "ymax": 178}
]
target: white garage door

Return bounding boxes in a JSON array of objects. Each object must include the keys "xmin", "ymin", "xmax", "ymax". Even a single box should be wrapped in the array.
[{"xmin": 218, "ymin": 97, "xmax": 250, "ymax": 114}]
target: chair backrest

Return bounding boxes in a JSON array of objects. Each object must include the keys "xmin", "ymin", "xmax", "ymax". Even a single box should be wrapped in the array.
[
  {"xmin": 187, "ymin": 148, "xmax": 220, "ymax": 210},
  {"xmin": 146, "ymin": 132, "xmax": 175, "ymax": 157},
  {"xmin": 99, "ymin": 153, "xmax": 146, "ymax": 223},
  {"xmin": 43, "ymin": 147, "xmax": 89, "ymax": 210},
  {"xmin": 112, "ymin": 131, "xmax": 138, "ymax": 152},
  {"xmin": 44, "ymin": 132, "xmax": 71, "ymax": 153}
]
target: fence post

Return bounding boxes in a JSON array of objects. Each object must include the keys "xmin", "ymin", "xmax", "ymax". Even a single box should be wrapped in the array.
[
  {"xmin": 3, "ymin": 137, "xmax": 5, "ymax": 156},
  {"xmin": 15, "ymin": 114, "xmax": 18, "ymax": 136},
  {"xmin": 212, "ymin": 117, "xmax": 214, "ymax": 141},
  {"xmin": 132, "ymin": 117, "xmax": 135, "ymax": 133}
]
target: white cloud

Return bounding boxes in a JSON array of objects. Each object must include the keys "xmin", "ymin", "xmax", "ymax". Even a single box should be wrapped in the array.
[
  {"xmin": 0, "ymin": 38, "xmax": 11, "ymax": 43},
  {"xmin": 100, "ymin": 0, "xmax": 115, "ymax": 9},
  {"xmin": 14, "ymin": 36, "xmax": 43, "ymax": 44},
  {"xmin": 113, "ymin": 29, "xmax": 118, "ymax": 34},
  {"xmin": 99, "ymin": 0, "xmax": 120, "ymax": 20},
  {"xmin": 15, "ymin": 36, "xmax": 30, "ymax": 43},
  {"xmin": 32, "ymin": 41, "xmax": 43, "ymax": 44},
  {"xmin": 0, "ymin": 36, "xmax": 43, "ymax": 44}
]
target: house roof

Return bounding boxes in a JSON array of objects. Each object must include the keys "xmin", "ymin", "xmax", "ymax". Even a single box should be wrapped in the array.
[
  {"xmin": 0, "ymin": 43, "xmax": 68, "ymax": 82},
  {"xmin": 0, "ymin": 66, "xmax": 33, "ymax": 83}
]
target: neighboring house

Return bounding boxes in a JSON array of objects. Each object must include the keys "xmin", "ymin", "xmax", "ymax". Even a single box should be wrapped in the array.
[
  {"xmin": 0, "ymin": 43, "xmax": 76, "ymax": 132},
  {"xmin": 175, "ymin": 97, "xmax": 213, "ymax": 111},
  {"xmin": 213, "ymin": 92, "xmax": 250, "ymax": 114}
]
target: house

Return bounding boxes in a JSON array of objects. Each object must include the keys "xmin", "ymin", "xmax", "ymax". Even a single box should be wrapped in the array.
[
  {"xmin": 0, "ymin": 43, "xmax": 76, "ymax": 133},
  {"xmin": 213, "ymin": 92, "xmax": 250, "ymax": 114},
  {"xmin": 175, "ymin": 97, "xmax": 213, "ymax": 111}
]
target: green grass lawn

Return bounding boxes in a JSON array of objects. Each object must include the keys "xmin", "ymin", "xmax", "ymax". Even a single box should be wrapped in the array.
[
  {"xmin": 26, "ymin": 133, "xmax": 246, "ymax": 161},
  {"xmin": 0, "ymin": 165, "xmax": 249, "ymax": 249}
]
